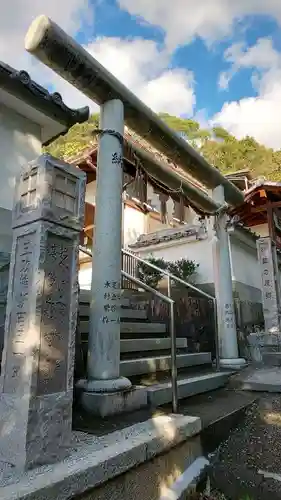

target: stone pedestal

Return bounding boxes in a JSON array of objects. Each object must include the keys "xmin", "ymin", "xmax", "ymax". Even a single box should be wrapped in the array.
[
  {"xmin": 0, "ymin": 154, "xmax": 86, "ymax": 471},
  {"xmin": 248, "ymin": 331, "xmax": 281, "ymax": 365}
]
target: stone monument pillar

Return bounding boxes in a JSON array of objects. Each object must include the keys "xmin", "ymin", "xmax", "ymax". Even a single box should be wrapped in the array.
[
  {"xmin": 257, "ymin": 237, "xmax": 280, "ymax": 334},
  {"xmin": 212, "ymin": 185, "xmax": 246, "ymax": 369},
  {"xmin": 0, "ymin": 154, "xmax": 86, "ymax": 471}
]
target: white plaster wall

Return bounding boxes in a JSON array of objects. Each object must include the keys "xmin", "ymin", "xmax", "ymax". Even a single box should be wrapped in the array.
[
  {"xmin": 0, "ymin": 104, "xmax": 41, "ymax": 211},
  {"xmin": 0, "ymin": 104, "xmax": 42, "ymax": 257},
  {"xmin": 85, "ymin": 180, "xmax": 96, "ymax": 205},
  {"xmin": 137, "ymin": 237, "xmax": 213, "ymax": 285},
  {"xmin": 136, "ymin": 231, "xmax": 261, "ymax": 291},
  {"xmin": 229, "ymin": 237, "xmax": 261, "ymax": 290},
  {"xmin": 123, "ymin": 205, "xmax": 146, "ymax": 248},
  {"xmin": 0, "ymin": 208, "xmax": 13, "ymax": 254},
  {"xmin": 253, "ymin": 223, "xmax": 269, "ymax": 237},
  {"xmin": 79, "ymin": 204, "xmax": 147, "ymax": 288},
  {"xmin": 79, "ymin": 263, "xmax": 92, "ymax": 290}
]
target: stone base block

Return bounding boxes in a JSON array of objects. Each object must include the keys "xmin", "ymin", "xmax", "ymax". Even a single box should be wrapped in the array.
[
  {"xmin": 239, "ymin": 367, "xmax": 281, "ymax": 392},
  {"xmin": 81, "ymin": 386, "xmax": 148, "ymax": 417},
  {"xmin": 0, "ymin": 391, "xmax": 72, "ymax": 470},
  {"xmin": 248, "ymin": 332, "xmax": 281, "ymax": 364},
  {"xmin": 219, "ymin": 358, "xmax": 247, "ymax": 370},
  {"xmin": 263, "ymin": 352, "xmax": 281, "ymax": 367},
  {"xmin": 78, "ymin": 376, "xmax": 132, "ymax": 393},
  {"xmin": 0, "ymin": 414, "xmax": 201, "ymax": 500}
]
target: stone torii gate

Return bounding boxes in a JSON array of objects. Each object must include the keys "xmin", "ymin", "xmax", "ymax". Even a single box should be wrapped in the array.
[{"xmin": 23, "ymin": 15, "xmax": 246, "ymax": 416}]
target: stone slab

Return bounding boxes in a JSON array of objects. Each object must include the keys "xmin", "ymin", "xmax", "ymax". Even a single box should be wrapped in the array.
[
  {"xmin": 263, "ymin": 352, "xmax": 281, "ymax": 367},
  {"xmin": 86, "ymin": 436, "xmax": 202, "ymax": 500},
  {"xmin": 80, "ymin": 320, "xmax": 166, "ymax": 335},
  {"xmin": 120, "ymin": 338, "xmax": 187, "ymax": 353},
  {"xmin": 120, "ymin": 352, "xmax": 212, "ymax": 377},
  {"xmin": 0, "ymin": 414, "xmax": 201, "ymax": 500},
  {"xmin": 81, "ymin": 338, "xmax": 187, "ymax": 355},
  {"xmin": 238, "ymin": 367, "xmax": 281, "ymax": 392},
  {"xmin": 81, "ymin": 386, "xmax": 148, "ymax": 417},
  {"xmin": 147, "ymin": 372, "xmax": 231, "ymax": 407},
  {"xmin": 159, "ymin": 456, "xmax": 209, "ymax": 500}
]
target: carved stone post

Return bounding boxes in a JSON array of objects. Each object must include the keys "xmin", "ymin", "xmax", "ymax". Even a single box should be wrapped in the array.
[
  {"xmin": 0, "ymin": 154, "xmax": 85, "ymax": 471},
  {"xmin": 257, "ymin": 237, "xmax": 280, "ymax": 334}
]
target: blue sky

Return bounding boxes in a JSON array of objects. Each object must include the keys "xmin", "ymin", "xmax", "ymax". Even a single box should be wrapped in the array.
[
  {"xmin": 2, "ymin": 0, "xmax": 281, "ymax": 148},
  {"xmin": 80, "ymin": 2, "xmax": 273, "ymax": 117},
  {"xmin": 76, "ymin": 4, "xmax": 281, "ymax": 117}
]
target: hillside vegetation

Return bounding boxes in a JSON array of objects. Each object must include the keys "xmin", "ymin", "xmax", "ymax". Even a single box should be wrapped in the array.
[{"xmin": 46, "ymin": 112, "xmax": 281, "ymax": 182}]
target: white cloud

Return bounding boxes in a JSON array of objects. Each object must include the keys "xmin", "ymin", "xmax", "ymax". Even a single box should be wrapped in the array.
[
  {"xmin": 225, "ymin": 38, "xmax": 280, "ymax": 70},
  {"xmin": 0, "ymin": 2, "xmax": 195, "ymax": 117},
  {"xmin": 213, "ymin": 38, "xmax": 281, "ymax": 149},
  {"xmin": 218, "ymin": 72, "xmax": 232, "ymax": 90},
  {"xmin": 0, "ymin": 0, "xmax": 92, "ymax": 67},
  {"xmin": 139, "ymin": 69, "xmax": 195, "ymax": 114},
  {"xmin": 213, "ymin": 69, "xmax": 281, "ymax": 149},
  {"xmin": 117, "ymin": 0, "xmax": 281, "ymax": 50},
  {"xmin": 28, "ymin": 35, "xmax": 195, "ymax": 116},
  {"xmin": 84, "ymin": 38, "xmax": 195, "ymax": 115},
  {"xmin": 116, "ymin": 0, "xmax": 281, "ymax": 149},
  {"xmin": 218, "ymin": 38, "xmax": 281, "ymax": 90},
  {"xmin": 0, "ymin": 0, "xmax": 95, "ymax": 111}
]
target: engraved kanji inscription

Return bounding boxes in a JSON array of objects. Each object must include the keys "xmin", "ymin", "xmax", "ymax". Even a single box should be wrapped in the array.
[
  {"xmin": 37, "ymin": 233, "xmax": 73, "ymax": 396},
  {"xmin": 3, "ymin": 233, "xmax": 34, "ymax": 393}
]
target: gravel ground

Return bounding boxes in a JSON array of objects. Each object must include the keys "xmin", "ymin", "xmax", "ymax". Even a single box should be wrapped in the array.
[{"xmin": 210, "ymin": 393, "xmax": 281, "ymax": 499}]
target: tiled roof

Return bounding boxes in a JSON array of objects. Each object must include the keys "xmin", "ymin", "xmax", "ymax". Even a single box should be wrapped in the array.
[
  {"xmin": 129, "ymin": 225, "xmax": 203, "ymax": 249},
  {"xmin": 0, "ymin": 61, "xmax": 89, "ymax": 144}
]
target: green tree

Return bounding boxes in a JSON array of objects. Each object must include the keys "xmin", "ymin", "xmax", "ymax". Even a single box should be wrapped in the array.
[{"xmin": 46, "ymin": 111, "xmax": 281, "ymax": 182}]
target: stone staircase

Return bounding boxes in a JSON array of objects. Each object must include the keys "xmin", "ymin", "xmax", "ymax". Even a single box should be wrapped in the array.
[{"xmin": 78, "ymin": 289, "xmax": 231, "ymax": 407}]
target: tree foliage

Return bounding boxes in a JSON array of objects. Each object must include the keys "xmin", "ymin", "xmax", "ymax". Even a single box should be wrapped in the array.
[
  {"xmin": 46, "ymin": 111, "xmax": 281, "ymax": 182},
  {"xmin": 136, "ymin": 256, "xmax": 199, "ymax": 289}
]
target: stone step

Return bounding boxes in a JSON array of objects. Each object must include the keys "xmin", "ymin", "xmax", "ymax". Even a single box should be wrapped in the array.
[
  {"xmin": 120, "ymin": 352, "xmax": 212, "ymax": 377},
  {"xmin": 120, "ymin": 289, "xmax": 147, "ymax": 299},
  {"xmin": 79, "ymin": 289, "xmax": 148, "ymax": 309},
  {"xmin": 232, "ymin": 367, "xmax": 281, "ymax": 392},
  {"xmin": 262, "ymin": 352, "xmax": 281, "ymax": 367},
  {"xmin": 120, "ymin": 338, "xmax": 187, "ymax": 353},
  {"xmin": 79, "ymin": 304, "xmax": 147, "ymax": 320},
  {"xmin": 146, "ymin": 372, "xmax": 231, "ymax": 407},
  {"xmin": 81, "ymin": 337, "xmax": 187, "ymax": 354},
  {"xmin": 80, "ymin": 321, "xmax": 166, "ymax": 335}
]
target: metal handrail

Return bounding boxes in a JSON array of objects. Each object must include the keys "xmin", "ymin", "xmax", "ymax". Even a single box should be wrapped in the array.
[
  {"xmin": 79, "ymin": 245, "xmax": 178, "ymax": 412},
  {"xmin": 121, "ymin": 270, "xmax": 173, "ymax": 305},
  {"xmin": 122, "ymin": 248, "xmax": 220, "ymax": 372},
  {"xmin": 122, "ymin": 248, "xmax": 214, "ymax": 301}
]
